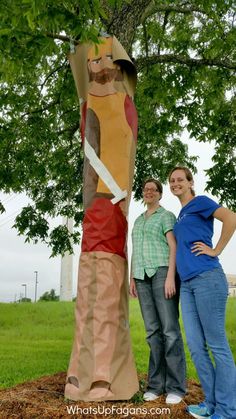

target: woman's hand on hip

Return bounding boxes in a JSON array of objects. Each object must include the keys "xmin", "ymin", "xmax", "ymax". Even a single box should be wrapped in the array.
[{"xmin": 191, "ymin": 241, "xmax": 218, "ymax": 257}]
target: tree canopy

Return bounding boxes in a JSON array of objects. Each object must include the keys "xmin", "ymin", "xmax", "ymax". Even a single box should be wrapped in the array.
[
  {"xmin": 1, "ymin": 0, "xmax": 235, "ymax": 255},
  {"xmin": 39, "ymin": 288, "xmax": 59, "ymax": 301}
]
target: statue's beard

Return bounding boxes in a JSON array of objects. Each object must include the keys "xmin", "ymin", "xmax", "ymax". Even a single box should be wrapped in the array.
[{"xmin": 91, "ymin": 68, "xmax": 118, "ymax": 84}]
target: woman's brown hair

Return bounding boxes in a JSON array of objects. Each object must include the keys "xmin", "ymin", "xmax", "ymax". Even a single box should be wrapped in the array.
[{"xmin": 142, "ymin": 178, "xmax": 163, "ymax": 194}]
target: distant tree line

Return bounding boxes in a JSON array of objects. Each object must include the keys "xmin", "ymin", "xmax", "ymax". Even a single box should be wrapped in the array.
[
  {"xmin": 39, "ymin": 289, "xmax": 59, "ymax": 301},
  {"xmin": 17, "ymin": 289, "xmax": 59, "ymax": 302}
]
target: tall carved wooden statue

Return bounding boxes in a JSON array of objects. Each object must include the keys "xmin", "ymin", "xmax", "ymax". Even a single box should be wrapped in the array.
[{"xmin": 65, "ymin": 35, "xmax": 139, "ymax": 401}]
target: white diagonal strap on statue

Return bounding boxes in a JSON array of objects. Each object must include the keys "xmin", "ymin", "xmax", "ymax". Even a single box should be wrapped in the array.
[{"xmin": 84, "ymin": 138, "xmax": 127, "ymax": 204}]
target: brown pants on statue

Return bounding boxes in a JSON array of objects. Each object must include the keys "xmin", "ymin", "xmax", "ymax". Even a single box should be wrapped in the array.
[{"xmin": 65, "ymin": 251, "xmax": 139, "ymax": 401}]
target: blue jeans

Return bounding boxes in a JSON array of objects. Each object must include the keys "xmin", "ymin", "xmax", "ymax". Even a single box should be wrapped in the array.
[
  {"xmin": 135, "ymin": 267, "xmax": 186, "ymax": 396},
  {"xmin": 181, "ymin": 267, "xmax": 236, "ymax": 419}
]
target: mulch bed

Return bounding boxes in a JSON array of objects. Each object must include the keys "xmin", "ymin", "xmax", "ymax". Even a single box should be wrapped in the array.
[{"xmin": 0, "ymin": 372, "xmax": 203, "ymax": 418}]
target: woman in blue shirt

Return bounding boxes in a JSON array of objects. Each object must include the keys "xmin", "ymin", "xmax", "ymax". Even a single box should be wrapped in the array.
[{"xmin": 169, "ymin": 166, "xmax": 236, "ymax": 419}]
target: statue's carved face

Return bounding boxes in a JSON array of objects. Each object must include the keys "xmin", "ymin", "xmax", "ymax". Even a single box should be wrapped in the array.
[{"xmin": 87, "ymin": 38, "xmax": 122, "ymax": 85}]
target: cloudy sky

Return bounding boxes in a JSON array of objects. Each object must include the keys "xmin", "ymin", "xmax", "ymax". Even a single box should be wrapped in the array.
[{"xmin": 0, "ymin": 138, "xmax": 235, "ymax": 303}]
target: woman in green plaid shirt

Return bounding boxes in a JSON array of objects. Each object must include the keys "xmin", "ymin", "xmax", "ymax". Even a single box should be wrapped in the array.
[{"xmin": 130, "ymin": 178, "xmax": 186, "ymax": 404}]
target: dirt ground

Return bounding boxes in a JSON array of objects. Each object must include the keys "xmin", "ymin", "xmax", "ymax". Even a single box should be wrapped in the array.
[{"xmin": 0, "ymin": 372, "xmax": 203, "ymax": 418}]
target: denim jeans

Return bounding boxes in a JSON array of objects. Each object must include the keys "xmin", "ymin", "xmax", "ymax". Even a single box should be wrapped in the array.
[
  {"xmin": 181, "ymin": 267, "xmax": 236, "ymax": 419},
  {"xmin": 135, "ymin": 267, "xmax": 186, "ymax": 396}
]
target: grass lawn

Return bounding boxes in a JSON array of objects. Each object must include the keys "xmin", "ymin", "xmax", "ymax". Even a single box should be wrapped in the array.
[{"xmin": 0, "ymin": 298, "xmax": 235, "ymax": 389}]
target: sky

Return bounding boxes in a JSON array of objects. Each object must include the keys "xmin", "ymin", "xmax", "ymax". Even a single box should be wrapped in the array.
[{"xmin": 0, "ymin": 137, "xmax": 236, "ymax": 303}]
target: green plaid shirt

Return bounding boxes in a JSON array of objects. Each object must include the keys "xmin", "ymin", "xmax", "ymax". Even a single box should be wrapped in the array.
[{"xmin": 131, "ymin": 207, "xmax": 176, "ymax": 280}]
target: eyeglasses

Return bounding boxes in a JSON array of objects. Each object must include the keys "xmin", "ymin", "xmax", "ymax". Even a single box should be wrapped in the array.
[{"xmin": 143, "ymin": 188, "xmax": 159, "ymax": 193}]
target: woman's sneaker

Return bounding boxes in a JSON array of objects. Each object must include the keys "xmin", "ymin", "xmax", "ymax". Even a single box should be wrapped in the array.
[
  {"xmin": 166, "ymin": 393, "xmax": 183, "ymax": 404},
  {"xmin": 187, "ymin": 402, "xmax": 212, "ymax": 418},
  {"xmin": 143, "ymin": 391, "xmax": 159, "ymax": 401}
]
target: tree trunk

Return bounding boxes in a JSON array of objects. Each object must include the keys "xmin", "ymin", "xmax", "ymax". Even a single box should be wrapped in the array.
[{"xmin": 100, "ymin": 0, "xmax": 152, "ymax": 53}]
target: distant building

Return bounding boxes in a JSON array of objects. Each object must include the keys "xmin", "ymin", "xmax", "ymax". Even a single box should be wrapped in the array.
[{"xmin": 227, "ymin": 274, "xmax": 236, "ymax": 297}]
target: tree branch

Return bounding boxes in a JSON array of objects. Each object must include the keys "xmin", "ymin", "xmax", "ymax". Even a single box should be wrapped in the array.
[
  {"xmin": 21, "ymin": 100, "xmax": 60, "ymax": 118},
  {"xmin": 143, "ymin": 22, "xmax": 149, "ymax": 62},
  {"xmin": 141, "ymin": 1, "xmax": 206, "ymax": 22},
  {"xmin": 157, "ymin": 10, "xmax": 169, "ymax": 55},
  {"xmin": 40, "ymin": 60, "xmax": 68, "ymax": 89},
  {"xmin": 136, "ymin": 54, "xmax": 236, "ymax": 71}
]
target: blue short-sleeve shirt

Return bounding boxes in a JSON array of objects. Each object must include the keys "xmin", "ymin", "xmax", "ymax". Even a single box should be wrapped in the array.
[{"xmin": 173, "ymin": 195, "xmax": 221, "ymax": 281}]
